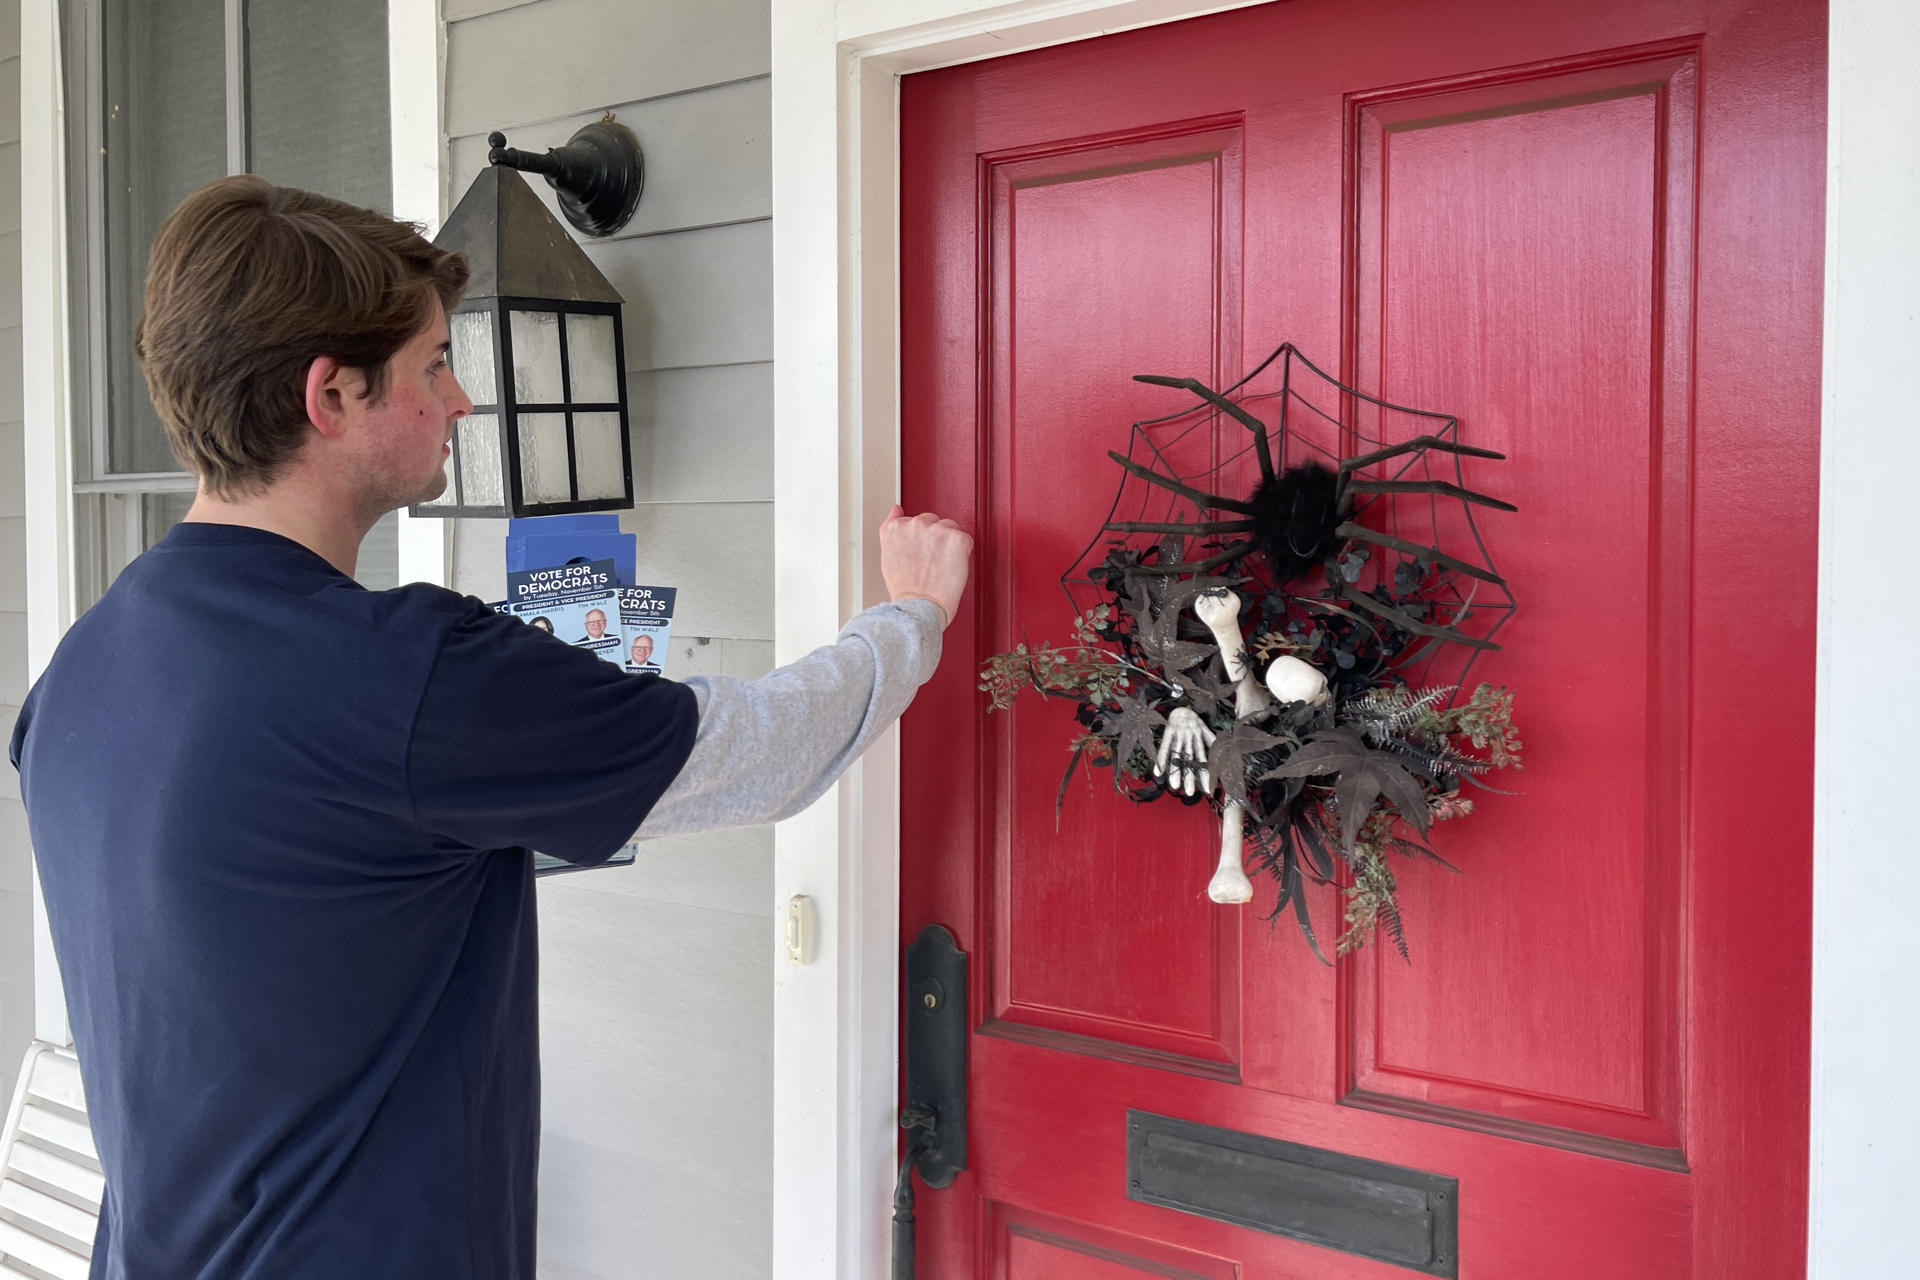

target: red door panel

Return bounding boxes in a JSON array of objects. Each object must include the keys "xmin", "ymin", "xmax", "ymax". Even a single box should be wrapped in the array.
[
  {"xmin": 989, "ymin": 125, "xmax": 1244, "ymax": 1071},
  {"xmin": 1343, "ymin": 49, "xmax": 1697, "ymax": 1157},
  {"xmin": 990, "ymin": 1202, "xmax": 1238, "ymax": 1280},
  {"xmin": 901, "ymin": 3, "xmax": 1822, "ymax": 1277}
]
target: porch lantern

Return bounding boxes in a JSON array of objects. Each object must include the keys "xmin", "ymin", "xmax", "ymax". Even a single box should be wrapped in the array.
[{"xmin": 413, "ymin": 123, "xmax": 646, "ymax": 518}]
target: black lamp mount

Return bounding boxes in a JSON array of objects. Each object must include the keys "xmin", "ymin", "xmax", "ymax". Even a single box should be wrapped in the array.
[{"xmin": 488, "ymin": 117, "xmax": 644, "ymax": 238}]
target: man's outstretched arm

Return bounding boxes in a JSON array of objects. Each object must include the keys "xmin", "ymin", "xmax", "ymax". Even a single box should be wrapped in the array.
[{"xmin": 635, "ymin": 506, "xmax": 972, "ymax": 837}]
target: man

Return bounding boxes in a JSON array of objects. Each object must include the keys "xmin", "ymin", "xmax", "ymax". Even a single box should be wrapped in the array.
[
  {"xmin": 9, "ymin": 176, "xmax": 971, "ymax": 1279},
  {"xmin": 628, "ymin": 631, "xmax": 662, "ymax": 674},
  {"xmin": 573, "ymin": 604, "xmax": 619, "ymax": 661}
]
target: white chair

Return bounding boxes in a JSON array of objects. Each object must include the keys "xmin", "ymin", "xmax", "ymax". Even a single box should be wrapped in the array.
[{"xmin": 0, "ymin": 1043, "xmax": 101, "ymax": 1279}]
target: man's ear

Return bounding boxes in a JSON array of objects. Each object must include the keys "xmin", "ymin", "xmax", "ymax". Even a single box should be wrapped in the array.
[{"xmin": 304, "ymin": 356, "xmax": 367, "ymax": 440}]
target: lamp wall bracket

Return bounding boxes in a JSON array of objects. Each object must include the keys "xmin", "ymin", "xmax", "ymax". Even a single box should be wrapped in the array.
[{"xmin": 488, "ymin": 121, "xmax": 645, "ymax": 238}]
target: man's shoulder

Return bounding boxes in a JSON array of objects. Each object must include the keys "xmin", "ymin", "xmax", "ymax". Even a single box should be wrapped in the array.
[{"xmin": 367, "ymin": 581, "xmax": 494, "ymax": 632}]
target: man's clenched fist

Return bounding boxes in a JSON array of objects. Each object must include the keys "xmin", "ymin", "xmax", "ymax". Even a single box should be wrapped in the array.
[{"xmin": 879, "ymin": 504, "xmax": 973, "ymax": 629}]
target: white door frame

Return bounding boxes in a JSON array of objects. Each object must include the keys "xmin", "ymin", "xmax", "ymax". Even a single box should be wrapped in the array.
[{"xmin": 768, "ymin": 2, "xmax": 1917, "ymax": 1278}]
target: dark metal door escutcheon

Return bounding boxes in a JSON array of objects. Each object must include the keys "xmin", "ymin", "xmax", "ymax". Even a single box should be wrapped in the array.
[{"xmin": 893, "ymin": 925, "xmax": 968, "ymax": 1278}]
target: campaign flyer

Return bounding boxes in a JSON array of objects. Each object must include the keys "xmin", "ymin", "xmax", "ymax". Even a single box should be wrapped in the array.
[
  {"xmin": 506, "ymin": 558, "xmax": 624, "ymax": 667},
  {"xmin": 620, "ymin": 585, "xmax": 677, "ymax": 675}
]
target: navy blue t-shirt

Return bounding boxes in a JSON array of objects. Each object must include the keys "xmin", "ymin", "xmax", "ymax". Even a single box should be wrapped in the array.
[{"xmin": 9, "ymin": 523, "xmax": 698, "ymax": 1279}]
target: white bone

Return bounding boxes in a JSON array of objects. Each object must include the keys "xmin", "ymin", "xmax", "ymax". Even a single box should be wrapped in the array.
[
  {"xmin": 1208, "ymin": 802, "xmax": 1255, "ymax": 903},
  {"xmin": 1190, "ymin": 588, "xmax": 1269, "ymax": 906},
  {"xmin": 1264, "ymin": 655, "xmax": 1329, "ymax": 706},
  {"xmin": 1154, "ymin": 707, "xmax": 1214, "ymax": 797},
  {"xmin": 1193, "ymin": 588, "xmax": 1272, "ymax": 718}
]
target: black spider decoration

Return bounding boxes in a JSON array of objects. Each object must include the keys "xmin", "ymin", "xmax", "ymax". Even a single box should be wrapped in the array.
[{"xmin": 1070, "ymin": 342, "xmax": 1519, "ymax": 690}]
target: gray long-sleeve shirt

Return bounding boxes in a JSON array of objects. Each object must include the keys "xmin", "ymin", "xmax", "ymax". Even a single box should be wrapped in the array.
[{"xmin": 636, "ymin": 598, "xmax": 944, "ymax": 836}]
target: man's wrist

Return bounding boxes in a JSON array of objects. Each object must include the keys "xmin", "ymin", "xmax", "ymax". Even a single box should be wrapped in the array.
[{"xmin": 891, "ymin": 593, "xmax": 951, "ymax": 629}]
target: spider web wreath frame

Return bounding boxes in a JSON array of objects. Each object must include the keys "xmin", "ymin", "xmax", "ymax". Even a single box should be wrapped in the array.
[
  {"xmin": 1059, "ymin": 341, "xmax": 1517, "ymax": 698},
  {"xmin": 980, "ymin": 340, "xmax": 1525, "ymax": 960}
]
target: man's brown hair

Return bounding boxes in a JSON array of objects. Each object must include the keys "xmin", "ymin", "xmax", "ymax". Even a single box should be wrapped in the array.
[{"xmin": 136, "ymin": 175, "xmax": 469, "ymax": 497}]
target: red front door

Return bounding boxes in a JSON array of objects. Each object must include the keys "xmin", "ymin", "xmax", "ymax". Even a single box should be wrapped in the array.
[{"xmin": 900, "ymin": 1, "xmax": 1823, "ymax": 1277}]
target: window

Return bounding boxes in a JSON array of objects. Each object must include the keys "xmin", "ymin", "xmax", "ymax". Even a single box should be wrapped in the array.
[{"xmin": 65, "ymin": 0, "xmax": 398, "ymax": 599}]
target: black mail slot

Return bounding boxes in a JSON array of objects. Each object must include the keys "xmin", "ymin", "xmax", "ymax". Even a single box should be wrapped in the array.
[{"xmin": 1125, "ymin": 1110, "xmax": 1458, "ymax": 1277}]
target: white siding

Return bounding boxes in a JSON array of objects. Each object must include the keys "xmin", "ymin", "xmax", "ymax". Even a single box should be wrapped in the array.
[
  {"xmin": 444, "ymin": 4, "xmax": 773, "ymax": 1277},
  {"xmin": 0, "ymin": 0, "xmax": 29, "ymax": 1114}
]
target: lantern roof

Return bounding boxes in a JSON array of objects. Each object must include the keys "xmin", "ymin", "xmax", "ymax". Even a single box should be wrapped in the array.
[{"xmin": 434, "ymin": 164, "xmax": 623, "ymax": 305}]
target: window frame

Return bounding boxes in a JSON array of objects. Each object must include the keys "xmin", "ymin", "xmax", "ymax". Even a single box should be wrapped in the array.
[{"xmin": 61, "ymin": 0, "xmax": 431, "ymax": 602}]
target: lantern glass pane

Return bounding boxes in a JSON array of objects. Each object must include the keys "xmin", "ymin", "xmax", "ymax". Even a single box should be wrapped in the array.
[
  {"xmin": 566, "ymin": 313, "xmax": 620, "ymax": 404},
  {"xmin": 519, "ymin": 413, "xmax": 573, "ymax": 505},
  {"xmin": 510, "ymin": 310, "xmax": 566, "ymax": 404},
  {"xmin": 450, "ymin": 309, "xmax": 498, "ymax": 407},
  {"xmin": 572, "ymin": 412, "xmax": 627, "ymax": 501},
  {"xmin": 420, "ymin": 450, "xmax": 458, "ymax": 507},
  {"xmin": 457, "ymin": 414, "xmax": 504, "ymax": 508}
]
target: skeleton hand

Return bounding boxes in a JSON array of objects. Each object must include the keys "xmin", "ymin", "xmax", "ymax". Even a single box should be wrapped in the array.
[{"xmin": 1154, "ymin": 707, "xmax": 1215, "ymax": 797}]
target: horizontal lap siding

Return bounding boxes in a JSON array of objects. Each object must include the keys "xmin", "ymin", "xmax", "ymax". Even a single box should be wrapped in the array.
[
  {"xmin": 444, "ymin": 4, "xmax": 772, "ymax": 1277},
  {"xmin": 0, "ymin": 0, "xmax": 28, "ymax": 1116}
]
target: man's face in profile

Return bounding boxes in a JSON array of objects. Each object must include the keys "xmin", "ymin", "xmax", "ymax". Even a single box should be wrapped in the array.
[
  {"xmin": 631, "ymin": 635, "xmax": 654, "ymax": 665},
  {"xmin": 584, "ymin": 609, "xmax": 608, "ymax": 639}
]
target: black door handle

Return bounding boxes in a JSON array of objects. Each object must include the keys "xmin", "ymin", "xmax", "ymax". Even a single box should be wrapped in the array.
[{"xmin": 893, "ymin": 925, "xmax": 968, "ymax": 1278}]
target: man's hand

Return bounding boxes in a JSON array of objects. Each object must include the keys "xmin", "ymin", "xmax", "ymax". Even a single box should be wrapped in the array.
[{"xmin": 879, "ymin": 504, "xmax": 973, "ymax": 629}]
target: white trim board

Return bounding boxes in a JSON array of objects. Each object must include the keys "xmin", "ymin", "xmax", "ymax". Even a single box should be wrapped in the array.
[
  {"xmin": 1808, "ymin": 3, "xmax": 1920, "ymax": 1276},
  {"xmin": 769, "ymin": 2, "xmax": 1910, "ymax": 1279},
  {"xmin": 391, "ymin": 0, "xmax": 451, "ymax": 588},
  {"xmin": 21, "ymin": 0, "xmax": 75, "ymax": 1049}
]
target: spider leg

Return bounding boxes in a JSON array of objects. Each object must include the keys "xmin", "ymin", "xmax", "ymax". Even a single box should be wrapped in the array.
[
  {"xmin": 1107, "ymin": 450, "xmax": 1255, "ymax": 515},
  {"xmin": 1338, "ymin": 435, "xmax": 1505, "ymax": 472},
  {"xmin": 1134, "ymin": 374, "xmax": 1277, "ymax": 484},
  {"xmin": 1339, "ymin": 584, "xmax": 1502, "ymax": 651},
  {"xmin": 1344, "ymin": 478, "xmax": 1518, "ymax": 513},
  {"xmin": 1334, "ymin": 523, "xmax": 1507, "ymax": 586},
  {"xmin": 1104, "ymin": 519, "xmax": 1256, "ymax": 535},
  {"xmin": 1126, "ymin": 541, "xmax": 1256, "ymax": 576}
]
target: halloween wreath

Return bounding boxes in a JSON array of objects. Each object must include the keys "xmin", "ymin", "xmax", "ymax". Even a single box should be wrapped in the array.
[{"xmin": 979, "ymin": 343, "xmax": 1522, "ymax": 961}]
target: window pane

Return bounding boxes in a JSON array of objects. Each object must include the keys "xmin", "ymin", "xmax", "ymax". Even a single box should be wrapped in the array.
[
  {"xmin": 99, "ymin": 0, "xmax": 395, "ymax": 480},
  {"xmin": 510, "ymin": 311, "xmax": 566, "ymax": 405},
  {"xmin": 566, "ymin": 313, "xmax": 620, "ymax": 404},
  {"xmin": 518, "ymin": 414, "xmax": 572, "ymax": 505},
  {"xmin": 140, "ymin": 491, "xmax": 197, "ymax": 551},
  {"xmin": 103, "ymin": 0, "xmax": 227, "ymax": 475},
  {"xmin": 572, "ymin": 412, "xmax": 626, "ymax": 501},
  {"xmin": 458, "ymin": 414, "xmax": 505, "ymax": 508},
  {"xmin": 246, "ymin": 0, "xmax": 392, "ymax": 213},
  {"xmin": 357, "ymin": 510, "xmax": 399, "ymax": 591},
  {"xmin": 419, "ymin": 451, "xmax": 459, "ymax": 508},
  {"xmin": 90, "ymin": 491, "xmax": 197, "ymax": 591},
  {"xmin": 450, "ymin": 309, "xmax": 498, "ymax": 407}
]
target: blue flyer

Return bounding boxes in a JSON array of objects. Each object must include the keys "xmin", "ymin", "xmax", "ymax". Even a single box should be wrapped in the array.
[
  {"xmin": 620, "ymin": 585, "xmax": 677, "ymax": 675},
  {"xmin": 505, "ymin": 558, "xmax": 624, "ymax": 667}
]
